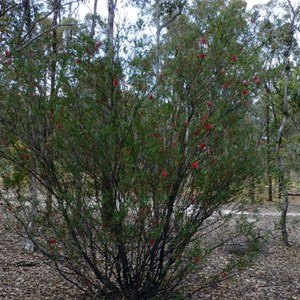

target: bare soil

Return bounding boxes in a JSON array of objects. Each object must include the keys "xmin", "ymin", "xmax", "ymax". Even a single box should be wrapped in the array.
[{"xmin": 1, "ymin": 197, "xmax": 300, "ymax": 299}]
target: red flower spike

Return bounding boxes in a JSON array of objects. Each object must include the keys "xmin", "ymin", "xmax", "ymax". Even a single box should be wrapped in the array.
[
  {"xmin": 159, "ymin": 73, "xmax": 164, "ymax": 80},
  {"xmin": 152, "ymin": 219, "xmax": 160, "ymax": 226},
  {"xmin": 56, "ymin": 123, "xmax": 63, "ymax": 130},
  {"xmin": 252, "ymin": 75, "xmax": 260, "ymax": 84},
  {"xmin": 95, "ymin": 40, "xmax": 102, "ymax": 49},
  {"xmin": 205, "ymin": 123, "xmax": 213, "ymax": 130},
  {"xmin": 113, "ymin": 79, "xmax": 119, "ymax": 87},
  {"xmin": 242, "ymin": 81, "xmax": 249, "ymax": 87},
  {"xmin": 198, "ymin": 53, "xmax": 205, "ymax": 60},
  {"xmin": 160, "ymin": 170, "xmax": 168, "ymax": 178},
  {"xmin": 6, "ymin": 206, "xmax": 13, "ymax": 213},
  {"xmin": 193, "ymin": 130, "xmax": 200, "ymax": 137},
  {"xmin": 222, "ymin": 82, "xmax": 230, "ymax": 89},
  {"xmin": 147, "ymin": 94, "xmax": 154, "ymax": 101},
  {"xmin": 49, "ymin": 239, "xmax": 57, "ymax": 249},
  {"xmin": 200, "ymin": 37, "xmax": 207, "ymax": 44},
  {"xmin": 74, "ymin": 58, "xmax": 81, "ymax": 65},
  {"xmin": 219, "ymin": 68, "xmax": 225, "ymax": 75},
  {"xmin": 207, "ymin": 101, "xmax": 212, "ymax": 108},
  {"xmin": 193, "ymin": 256, "xmax": 201, "ymax": 264},
  {"xmin": 223, "ymin": 271, "xmax": 228, "ymax": 278},
  {"xmin": 198, "ymin": 143, "xmax": 206, "ymax": 151},
  {"xmin": 191, "ymin": 162, "xmax": 199, "ymax": 169},
  {"xmin": 230, "ymin": 55, "xmax": 237, "ymax": 62},
  {"xmin": 6, "ymin": 58, "xmax": 12, "ymax": 65},
  {"xmin": 5, "ymin": 50, "xmax": 12, "ymax": 58},
  {"xmin": 149, "ymin": 239, "xmax": 155, "ymax": 247},
  {"xmin": 203, "ymin": 113, "xmax": 209, "ymax": 122},
  {"xmin": 242, "ymin": 89, "xmax": 250, "ymax": 96},
  {"xmin": 171, "ymin": 141, "xmax": 177, "ymax": 147}
]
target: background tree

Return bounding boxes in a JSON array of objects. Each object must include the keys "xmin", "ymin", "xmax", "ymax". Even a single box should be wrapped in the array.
[{"xmin": 253, "ymin": 0, "xmax": 300, "ymax": 245}]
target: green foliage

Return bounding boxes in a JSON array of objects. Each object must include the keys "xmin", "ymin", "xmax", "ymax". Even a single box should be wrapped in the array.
[{"xmin": 0, "ymin": 0, "xmax": 281, "ymax": 299}]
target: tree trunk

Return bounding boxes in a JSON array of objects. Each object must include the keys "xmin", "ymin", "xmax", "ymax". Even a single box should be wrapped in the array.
[
  {"xmin": 274, "ymin": 2, "xmax": 298, "ymax": 246},
  {"xmin": 20, "ymin": 0, "xmax": 37, "ymax": 252},
  {"xmin": 266, "ymin": 99, "xmax": 273, "ymax": 201},
  {"xmin": 155, "ymin": 0, "xmax": 161, "ymax": 84},
  {"xmin": 45, "ymin": 0, "xmax": 60, "ymax": 217},
  {"xmin": 91, "ymin": 0, "xmax": 98, "ymax": 38},
  {"xmin": 107, "ymin": 0, "xmax": 117, "ymax": 53},
  {"xmin": 24, "ymin": 158, "xmax": 38, "ymax": 252},
  {"xmin": 276, "ymin": 68, "xmax": 290, "ymax": 247},
  {"xmin": 276, "ymin": 123, "xmax": 289, "ymax": 246}
]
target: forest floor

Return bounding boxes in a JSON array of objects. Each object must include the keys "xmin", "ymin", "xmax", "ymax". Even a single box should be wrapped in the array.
[{"xmin": 1, "ymin": 196, "xmax": 300, "ymax": 300}]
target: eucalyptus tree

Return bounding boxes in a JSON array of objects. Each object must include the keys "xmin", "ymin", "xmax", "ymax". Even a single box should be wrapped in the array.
[{"xmin": 254, "ymin": 0, "xmax": 300, "ymax": 245}]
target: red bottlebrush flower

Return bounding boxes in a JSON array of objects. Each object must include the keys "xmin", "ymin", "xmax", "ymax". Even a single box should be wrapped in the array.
[
  {"xmin": 95, "ymin": 40, "xmax": 102, "ymax": 49},
  {"xmin": 222, "ymin": 82, "xmax": 230, "ymax": 89},
  {"xmin": 223, "ymin": 271, "xmax": 228, "ymax": 278},
  {"xmin": 193, "ymin": 130, "xmax": 200, "ymax": 137},
  {"xmin": 170, "ymin": 141, "xmax": 177, "ymax": 147},
  {"xmin": 219, "ymin": 68, "xmax": 225, "ymax": 75},
  {"xmin": 139, "ymin": 109, "xmax": 145, "ymax": 117},
  {"xmin": 198, "ymin": 143, "xmax": 206, "ymax": 151},
  {"xmin": 56, "ymin": 122, "xmax": 63, "ymax": 130},
  {"xmin": 147, "ymin": 94, "xmax": 154, "ymax": 101},
  {"xmin": 200, "ymin": 36, "xmax": 207, "ymax": 44},
  {"xmin": 152, "ymin": 218, "xmax": 160, "ymax": 226},
  {"xmin": 74, "ymin": 58, "xmax": 81, "ymax": 64},
  {"xmin": 113, "ymin": 79, "xmax": 119, "ymax": 87},
  {"xmin": 160, "ymin": 170, "xmax": 168, "ymax": 178},
  {"xmin": 242, "ymin": 89, "xmax": 250, "ymax": 96},
  {"xmin": 205, "ymin": 123, "xmax": 213, "ymax": 130},
  {"xmin": 242, "ymin": 80, "xmax": 249, "ymax": 87},
  {"xmin": 252, "ymin": 75, "xmax": 260, "ymax": 84},
  {"xmin": 193, "ymin": 256, "xmax": 201, "ymax": 264},
  {"xmin": 149, "ymin": 239, "xmax": 155, "ymax": 247},
  {"xmin": 159, "ymin": 73, "xmax": 165, "ymax": 80},
  {"xmin": 6, "ymin": 58, "xmax": 12, "ymax": 65},
  {"xmin": 177, "ymin": 44, "xmax": 185, "ymax": 49},
  {"xmin": 203, "ymin": 113, "xmax": 209, "ymax": 122},
  {"xmin": 159, "ymin": 136, "xmax": 166, "ymax": 142},
  {"xmin": 198, "ymin": 53, "xmax": 205, "ymax": 59},
  {"xmin": 230, "ymin": 55, "xmax": 237, "ymax": 62},
  {"xmin": 191, "ymin": 162, "xmax": 199, "ymax": 169},
  {"xmin": 207, "ymin": 101, "xmax": 212, "ymax": 108},
  {"xmin": 49, "ymin": 239, "xmax": 56, "ymax": 249},
  {"xmin": 5, "ymin": 50, "xmax": 12, "ymax": 58}
]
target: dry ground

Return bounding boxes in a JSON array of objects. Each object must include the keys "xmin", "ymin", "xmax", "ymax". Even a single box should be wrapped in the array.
[{"xmin": 1, "ymin": 197, "xmax": 300, "ymax": 299}]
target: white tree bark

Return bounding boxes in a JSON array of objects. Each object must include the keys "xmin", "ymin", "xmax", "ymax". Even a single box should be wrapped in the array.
[
  {"xmin": 107, "ymin": 0, "xmax": 117, "ymax": 52},
  {"xmin": 275, "ymin": 0, "xmax": 299, "ymax": 246}
]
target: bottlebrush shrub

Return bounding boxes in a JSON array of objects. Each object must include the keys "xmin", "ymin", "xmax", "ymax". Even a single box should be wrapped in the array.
[{"xmin": 0, "ymin": 20, "xmax": 261, "ymax": 300}]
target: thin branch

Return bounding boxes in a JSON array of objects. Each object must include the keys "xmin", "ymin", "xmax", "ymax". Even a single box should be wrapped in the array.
[{"xmin": 16, "ymin": 24, "xmax": 75, "ymax": 52}]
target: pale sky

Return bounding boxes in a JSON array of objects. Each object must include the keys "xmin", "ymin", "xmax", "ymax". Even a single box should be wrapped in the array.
[{"xmin": 78, "ymin": 0, "xmax": 271, "ymax": 21}]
